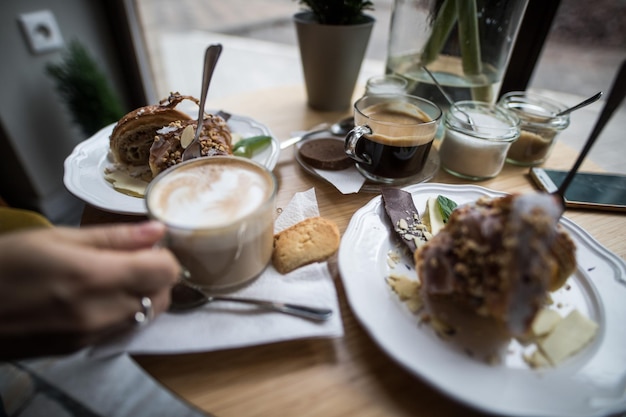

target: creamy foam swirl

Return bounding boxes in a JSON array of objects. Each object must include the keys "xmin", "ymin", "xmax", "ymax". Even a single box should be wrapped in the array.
[{"xmin": 147, "ymin": 160, "xmax": 272, "ymax": 228}]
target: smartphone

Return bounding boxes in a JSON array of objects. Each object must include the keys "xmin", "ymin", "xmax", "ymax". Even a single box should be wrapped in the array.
[{"xmin": 529, "ymin": 168, "xmax": 626, "ymax": 212}]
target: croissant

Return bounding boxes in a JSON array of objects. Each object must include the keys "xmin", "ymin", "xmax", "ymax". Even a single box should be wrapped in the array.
[
  {"xmin": 109, "ymin": 93, "xmax": 194, "ymax": 174},
  {"xmin": 149, "ymin": 115, "xmax": 232, "ymax": 177}
]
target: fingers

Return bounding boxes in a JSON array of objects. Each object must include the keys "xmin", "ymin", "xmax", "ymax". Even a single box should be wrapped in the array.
[
  {"xmin": 79, "ymin": 285, "xmax": 173, "ymax": 331},
  {"xmin": 0, "ymin": 223, "xmax": 181, "ymax": 359},
  {"xmin": 75, "ymin": 221, "xmax": 181, "ymax": 291},
  {"xmin": 69, "ymin": 221, "xmax": 169, "ymax": 251},
  {"xmin": 89, "ymin": 246, "xmax": 181, "ymax": 294}
]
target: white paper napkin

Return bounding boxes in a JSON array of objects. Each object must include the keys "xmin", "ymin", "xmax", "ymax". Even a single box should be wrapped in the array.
[
  {"xmin": 92, "ymin": 188, "xmax": 343, "ymax": 357},
  {"xmin": 292, "ymin": 130, "xmax": 366, "ymax": 194},
  {"xmin": 310, "ymin": 166, "xmax": 366, "ymax": 194}
]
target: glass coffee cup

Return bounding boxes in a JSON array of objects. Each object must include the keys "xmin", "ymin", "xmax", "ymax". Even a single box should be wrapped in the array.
[
  {"xmin": 344, "ymin": 94, "xmax": 442, "ymax": 184},
  {"xmin": 145, "ymin": 156, "xmax": 277, "ymax": 290}
]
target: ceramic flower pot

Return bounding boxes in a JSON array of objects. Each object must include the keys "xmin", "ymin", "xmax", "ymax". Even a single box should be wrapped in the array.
[{"xmin": 294, "ymin": 11, "xmax": 375, "ymax": 112}]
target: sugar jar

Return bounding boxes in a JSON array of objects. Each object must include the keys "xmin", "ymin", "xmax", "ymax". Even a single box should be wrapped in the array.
[
  {"xmin": 498, "ymin": 92, "xmax": 570, "ymax": 166},
  {"xmin": 439, "ymin": 101, "xmax": 520, "ymax": 181}
]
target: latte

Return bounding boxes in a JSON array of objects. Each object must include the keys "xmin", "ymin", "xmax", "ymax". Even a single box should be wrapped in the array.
[{"xmin": 146, "ymin": 157, "xmax": 276, "ymax": 289}]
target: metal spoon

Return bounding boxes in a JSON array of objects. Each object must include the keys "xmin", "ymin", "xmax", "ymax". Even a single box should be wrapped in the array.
[
  {"xmin": 169, "ymin": 282, "xmax": 333, "ymax": 321},
  {"xmin": 280, "ymin": 116, "xmax": 354, "ymax": 150},
  {"xmin": 182, "ymin": 44, "xmax": 223, "ymax": 161},
  {"xmin": 554, "ymin": 60, "xmax": 625, "ymax": 209},
  {"xmin": 422, "ymin": 66, "xmax": 475, "ymax": 128},
  {"xmin": 556, "ymin": 91, "xmax": 603, "ymax": 116}
]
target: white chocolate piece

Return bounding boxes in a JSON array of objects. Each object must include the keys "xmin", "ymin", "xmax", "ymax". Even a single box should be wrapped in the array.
[
  {"xmin": 524, "ymin": 348, "xmax": 552, "ymax": 369},
  {"xmin": 423, "ymin": 197, "xmax": 446, "ymax": 235},
  {"xmin": 104, "ymin": 170, "xmax": 148, "ymax": 197},
  {"xmin": 538, "ymin": 309, "xmax": 598, "ymax": 365},
  {"xmin": 531, "ymin": 308, "xmax": 562, "ymax": 337}
]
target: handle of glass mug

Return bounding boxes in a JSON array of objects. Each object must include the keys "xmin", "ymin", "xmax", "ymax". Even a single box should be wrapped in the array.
[{"xmin": 344, "ymin": 125, "xmax": 373, "ymax": 166}]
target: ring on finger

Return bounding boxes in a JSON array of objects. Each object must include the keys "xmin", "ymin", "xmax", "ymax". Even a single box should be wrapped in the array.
[{"xmin": 134, "ymin": 296, "xmax": 154, "ymax": 326}]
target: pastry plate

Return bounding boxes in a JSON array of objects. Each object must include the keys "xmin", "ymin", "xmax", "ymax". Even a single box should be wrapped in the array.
[
  {"xmin": 294, "ymin": 130, "xmax": 440, "ymax": 193},
  {"xmin": 338, "ymin": 183, "xmax": 626, "ymax": 417},
  {"xmin": 63, "ymin": 112, "xmax": 280, "ymax": 215}
]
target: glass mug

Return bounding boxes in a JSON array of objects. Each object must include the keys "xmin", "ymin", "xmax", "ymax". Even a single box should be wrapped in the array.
[
  {"xmin": 344, "ymin": 94, "xmax": 442, "ymax": 184},
  {"xmin": 145, "ymin": 156, "xmax": 277, "ymax": 290}
]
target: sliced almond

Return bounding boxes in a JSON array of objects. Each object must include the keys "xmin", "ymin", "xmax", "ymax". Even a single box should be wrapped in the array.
[
  {"xmin": 180, "ymin": 124, "xmax": 195, "ymax": 149},
  {"xmin": 387, "ymin": 275, "xmax": 420, "ymax": 300}
]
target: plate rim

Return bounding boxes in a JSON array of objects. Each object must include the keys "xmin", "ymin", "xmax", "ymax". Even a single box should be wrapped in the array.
[
  {"xmin": 63, "ymin": 112, "xmax": 280, "ymax": 215},
  {"xmin": 338, "ymin": 182, "xmax": 626, "ymax": 417}
]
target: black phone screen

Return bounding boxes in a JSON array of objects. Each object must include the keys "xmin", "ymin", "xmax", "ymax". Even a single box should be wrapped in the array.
[{"xmin": 532, "ymin": 169, "xmax": 626, "ymax": 209}]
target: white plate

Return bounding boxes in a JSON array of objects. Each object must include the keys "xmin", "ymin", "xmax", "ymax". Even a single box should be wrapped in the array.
[
  {"xmin": 63, "ymin": 112, "xmax": 280, "ymax": 215},
  {"xmin": 338, "ymin": 183, "xmax": 626, "ymax": 417}
]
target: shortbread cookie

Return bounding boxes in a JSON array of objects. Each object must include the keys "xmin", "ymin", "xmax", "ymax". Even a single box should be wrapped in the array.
[
  {"xmin": 298, "ymin": 138, "xmax": 353, "ymax": 170},
  {"xmin": 272, "ymin": 217, "xmax": 340, "ymax": 274}
]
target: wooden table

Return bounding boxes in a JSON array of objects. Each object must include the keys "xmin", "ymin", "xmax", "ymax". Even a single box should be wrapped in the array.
[{"xmin": 82, "ymin": 86, "xmax": 625, "ymax": 417}]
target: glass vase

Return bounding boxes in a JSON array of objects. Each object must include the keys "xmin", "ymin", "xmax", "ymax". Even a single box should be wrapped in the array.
[{"xmin": 385, "ymin": 0, "xmax": 529, "ymax": 111}]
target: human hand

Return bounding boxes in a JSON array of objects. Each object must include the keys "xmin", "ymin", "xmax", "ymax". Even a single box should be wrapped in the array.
[{"xmin": 0, "ymin": 221, "xmax": 180, "ymax": 359}]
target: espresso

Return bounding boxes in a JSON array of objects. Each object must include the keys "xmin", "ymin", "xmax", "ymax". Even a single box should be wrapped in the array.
[
  {"xmin": 354, "ymin": 102, "xmax": 436, "ymax": 180},
  {"xmin": 146, "ymin": 157, "xmax": 276, "ymax": 289},
  {"xmin": 355, "ymin": 138, "xmax": 433, "ymax": 179}
]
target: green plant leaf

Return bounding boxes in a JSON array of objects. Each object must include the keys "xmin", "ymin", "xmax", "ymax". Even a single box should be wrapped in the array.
[
  {"xmin": 232, "ymin": 135, "xmax": 272, "ymax": 158},
  {"xmin": 45, "ymin": 40, "xmax": 125, "ymax": 136},
  {"xmin": 436, "ymin": 195, "xmax": 458, "ymax": 223},
  {"xmin": 420, "ymin": 0, "xmax": 457, "ymax": 65},
  {"xmin": 296, "ymin": 0, "xmax": 374, "ymax": 25}
]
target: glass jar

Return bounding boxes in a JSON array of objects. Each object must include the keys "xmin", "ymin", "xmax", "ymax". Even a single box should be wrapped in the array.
[
  {"xmin": 385, "ymin": 0, "xmax": 529, "ymax": 111},
  {"xmin": 439, "ymin": 101, "xmax": 520, "ymax": 180},
  {"xmin": 498, "ymin": 92, "xmax": 570, "ymax": 166},
  {"xmin": 364, "ymin": 74, "xmax": 408, "ymax": 95}
]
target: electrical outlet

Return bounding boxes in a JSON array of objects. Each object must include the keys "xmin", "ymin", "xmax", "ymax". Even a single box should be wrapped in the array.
[{"xmin": 18, "ymin": 10, "xmax": 64, "ymax": 54}]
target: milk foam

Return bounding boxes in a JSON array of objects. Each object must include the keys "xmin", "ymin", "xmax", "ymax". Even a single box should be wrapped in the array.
[{"xmin": 148, "ymin": 161, "xmax": 271, "ymax": 228}]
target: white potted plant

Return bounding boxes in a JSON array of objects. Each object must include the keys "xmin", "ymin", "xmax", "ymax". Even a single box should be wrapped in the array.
[{"xmin": 294, "ymin": 0, "xmax": 375, "ymax": 111}]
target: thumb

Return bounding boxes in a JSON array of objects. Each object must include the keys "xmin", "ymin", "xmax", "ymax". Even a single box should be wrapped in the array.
[{"xmin": 75, "ymin": 221, "xmax": 168, "ymax": 251}]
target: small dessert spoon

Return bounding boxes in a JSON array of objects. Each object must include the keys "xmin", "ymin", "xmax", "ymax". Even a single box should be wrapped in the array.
[
  {"xmin": 556, "ymin": 91, "xmax": 603, "ymax": 117},
  {"xmin": 169, "ymin": 282, "xmax": 333, "ymax": 322},
  {"xmin": 422, "ymin": 66, "xmax": 475, "ymax": 129},
  {"xmin": 182, "ymin": 44, "xmax": 223, "ymax": 161},
  {"xmin": 280, "ymin": 116, "xmax": 354, "ymax": 150}
]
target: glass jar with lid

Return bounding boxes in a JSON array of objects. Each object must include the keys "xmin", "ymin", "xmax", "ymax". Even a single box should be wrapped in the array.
[
  {"xmin": 439, "ymin": 101, "xmax": 520, "ymax": 181},
  {"xmin": 498, "ymin": 92, "xmax": 570, "ymax": 166},
  {"xmin": 364, "ymin": 74, "xmax": 408, "ymax": 96}
]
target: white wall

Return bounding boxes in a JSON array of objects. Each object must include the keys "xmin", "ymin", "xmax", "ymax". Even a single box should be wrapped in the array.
[{"xmin": 0, "ymin": 0, "xmax": 129, "ymax": 224}]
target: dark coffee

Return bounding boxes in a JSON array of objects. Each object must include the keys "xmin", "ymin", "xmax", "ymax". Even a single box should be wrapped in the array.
[
  {"xmin": 355, "ymin": 139, "xmax": 433, "ymax": 179},
  {"xmin": 354, "ymin": 105, "xmax": 434, "ymax": 179},
  {"xmin": 346, "ymin": 95, "xmax": 442, "ymax": 184}
]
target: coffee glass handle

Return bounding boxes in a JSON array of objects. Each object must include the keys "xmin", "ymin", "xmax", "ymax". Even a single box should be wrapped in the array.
[{"xmin": 344, "ymin": 125, "xmax": 373, "ymax": 166}]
